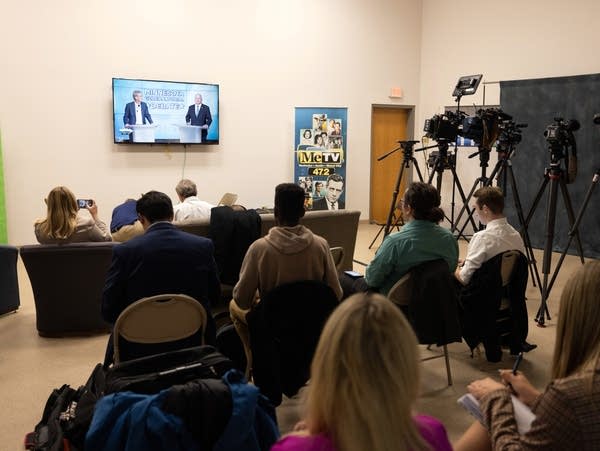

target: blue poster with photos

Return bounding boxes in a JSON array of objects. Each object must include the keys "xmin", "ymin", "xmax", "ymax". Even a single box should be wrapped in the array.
[{"xmin": 294, "ymin": 107, "xmax": 347, "ymax": 211}]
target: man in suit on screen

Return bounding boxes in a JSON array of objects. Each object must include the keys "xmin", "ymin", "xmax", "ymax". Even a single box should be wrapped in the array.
[
  {"xmin": 312, "ymin": 174, "xmax": 345, "ymax": 210},
  {"xmin": 185, "ymin": 94, "xmax": 213, "ymax": 141},
  {"xmin": 123, "ymin": 90, "xmax": 153, "ymax": 127}
]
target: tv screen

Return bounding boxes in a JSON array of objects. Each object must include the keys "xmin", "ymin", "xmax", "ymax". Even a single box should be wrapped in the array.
[{"xmin": 112, "ymin": 78, "xmax": 219, "ymax": 144}]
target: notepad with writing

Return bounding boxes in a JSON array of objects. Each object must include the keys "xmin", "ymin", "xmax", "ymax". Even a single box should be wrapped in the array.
[{"xmin": 457, "ymin": 393, "xmax": 536, "ymax": 434}]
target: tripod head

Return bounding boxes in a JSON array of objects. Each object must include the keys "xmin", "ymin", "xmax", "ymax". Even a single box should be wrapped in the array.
[{"xmin": 544, "ymin": 118, "xmax": 579, "ymax": 182}]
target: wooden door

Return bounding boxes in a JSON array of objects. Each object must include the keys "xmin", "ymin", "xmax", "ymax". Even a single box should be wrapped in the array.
[{"xmin": 370, "ymin": 107, "xmax": 410, "ymax": 223}]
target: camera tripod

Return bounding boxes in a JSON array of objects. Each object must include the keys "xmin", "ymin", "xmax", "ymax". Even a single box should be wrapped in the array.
[
  {"xmin": 543, "ymin": 168, "xmax": 600, "ymax": 298},
  {"xmin": 369, "ymin": 140, "xmax": 424, "ymax": 249},
  {"xmin": 425, "ymin": 140, "xmax": 477, "ymax": 236},
  {"xmin": 454, "ymin": 144, "xmax": 543, "ymax": 293},
  {"xmin": 525, "ymin": 160, "xmax": 585, "ymax": 326},
  {"xmin": 452, "ymin": 145, "xmax": 492, "ymax": 234}
]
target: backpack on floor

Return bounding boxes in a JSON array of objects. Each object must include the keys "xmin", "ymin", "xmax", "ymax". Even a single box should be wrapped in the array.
[{"xmin": 25, "ymin": 363, "xmax": 105, "ymax": 451}]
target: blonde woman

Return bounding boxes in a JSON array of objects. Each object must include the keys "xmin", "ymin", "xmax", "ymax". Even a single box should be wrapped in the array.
[
  {"xmin": 34, "ymin": 186, "xmax": 111, "ymax": 244},
  {"xmin": 272, "ymin": 293, "xmax": 452, "ymax": 451},
  {"xmin": 455, "ymin": 261, "xmax": 600, "ymax": 450}
]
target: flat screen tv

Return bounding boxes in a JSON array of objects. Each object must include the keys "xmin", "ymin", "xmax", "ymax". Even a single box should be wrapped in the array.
[{"xmin": 112, "ymin": 77, "xmax": 219, "ymax": 145}]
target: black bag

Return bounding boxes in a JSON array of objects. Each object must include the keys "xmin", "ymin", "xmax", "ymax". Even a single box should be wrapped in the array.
[
  {"xmin": 25, "ymin": 364, "xmax": 105, "ymax": 451},
  {"xmin": 104, "ymin": 345, "xmax": 233, "ymax": 394}
]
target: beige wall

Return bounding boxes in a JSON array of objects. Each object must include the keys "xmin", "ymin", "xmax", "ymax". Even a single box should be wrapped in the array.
[
  {"xmin": 0, "ymin": 0, "xmax": 423, "ymax": 244},
  {"xmin": 418, "ymin": 0, "xmax": 600, "ymax": 221}
]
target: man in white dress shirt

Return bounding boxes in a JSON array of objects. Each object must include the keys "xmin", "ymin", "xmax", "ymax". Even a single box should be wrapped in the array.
[
  {"xmin": 173, "ymin": 179, "xmax": 215, "ymax": 222},
  {"xmin": 456, "ymin": 186, "xmax": 525, "ymax": 285}
]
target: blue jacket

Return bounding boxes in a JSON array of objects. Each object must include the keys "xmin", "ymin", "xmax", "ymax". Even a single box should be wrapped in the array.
[
  {"xmin": 85, "ymin": 370, "xmax": 279, "ymax": 451},
  {"xmin": 110, "ymin": 200, "xmax": 138, "ymax": 233}
]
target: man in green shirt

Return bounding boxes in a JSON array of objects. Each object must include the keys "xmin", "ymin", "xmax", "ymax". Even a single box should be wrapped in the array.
[{"xmin": 364, "ymin": 182, "xmax": 458, "ymax": 295}]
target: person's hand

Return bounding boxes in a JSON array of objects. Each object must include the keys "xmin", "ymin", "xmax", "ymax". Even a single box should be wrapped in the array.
[
  {"xmin": 454, "ymin": 267, "xmax": 465, "ymax": 284},
  {"xmin": 457, "ymin": 258, "xmax": 464, "ymax": 267},
  {"xmin": 201, "ymin": 124, "xmax": 209, "ymax": 129},
  {"xmin": 467, "ymin": 377, "xmax": 507, "ymax": 400},
  {"xmin": 87, "ymin": 200, "xmax": 98, "ymax": 219},
  {"xmin": 499, "ymin": 370, "xmax": 542, "ymax": 407}
]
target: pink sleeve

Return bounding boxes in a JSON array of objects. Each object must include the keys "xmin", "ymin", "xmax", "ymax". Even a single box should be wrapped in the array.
[
  {"xmin": 271, "ymin": 434, "xmax": 336, "ymax": 451},
  {"xmin": 414, "ymin": 414, "xmax": 453, "ymax": 451}
]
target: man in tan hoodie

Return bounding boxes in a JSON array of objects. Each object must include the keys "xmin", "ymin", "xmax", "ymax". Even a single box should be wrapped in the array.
[{"xmin": 229, "ymin": 183, "xmax": 343, "ymax": 371}]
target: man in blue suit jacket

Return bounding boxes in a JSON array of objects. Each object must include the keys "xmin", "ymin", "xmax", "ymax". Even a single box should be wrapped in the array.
[
  {"xmin": 185, "ymin": 94, "xmax": 212, "ymax": 141},
  {"xmin": 123, "ymin": 90, "xmax": 153, "ymax": 127},
  {"xmin": 102, "ymin": 191, "xmax": 220, "ymax": 364}
]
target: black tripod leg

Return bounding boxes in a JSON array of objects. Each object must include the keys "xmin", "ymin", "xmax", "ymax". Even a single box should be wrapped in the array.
[
  {"xmin": 449, "ymin": 165, "xmax": 478, "ymax": 233},
  {"xmin": 547, "ymin": 172, "xmax": 600, "ymax": 294},
  {"xmin": 507, "ymin": 164, "xmax": 542, "ymax": 294},
  {"xmin": 427, "ymin": 156, "xmax": 439, "ymax": 185},
  {"xmin": 559, "ymin": 180, "xmax": 585, "ymax": 264},
  {"xmin": 525, "ymin": 176, "xmax": 550, "ymax": 228},
  {"xmin": 411, "ymin": 158, "xmax": 424, "ymax": 183},
  {"xmin": 452, "ymin": 179, "xmax": 481, "ymax": 233},
  {"xmin": 536, "ymin": 177, "xmax": 559, "ymax": 326},
  {"xmin": 383, "ymin": 158, "xmax": 407, "ymax": 237}
]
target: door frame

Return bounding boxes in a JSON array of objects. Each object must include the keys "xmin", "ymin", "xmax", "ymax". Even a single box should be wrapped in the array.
[{"xmin": 369, "ymin": 104, "xmax": 416, "ymax": 223}]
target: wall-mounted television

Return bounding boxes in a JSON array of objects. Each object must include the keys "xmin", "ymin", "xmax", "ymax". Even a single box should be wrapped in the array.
[{"xmin": 112, "ymin": 78, "xmax": 219, "ymax": 145}]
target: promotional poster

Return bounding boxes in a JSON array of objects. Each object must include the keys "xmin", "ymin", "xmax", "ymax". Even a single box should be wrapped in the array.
[{"xmin": 294, "ymin": 107, "xmax": 347, "ymax": 210}]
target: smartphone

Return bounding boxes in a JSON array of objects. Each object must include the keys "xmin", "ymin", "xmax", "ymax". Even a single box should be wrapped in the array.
[
  {"xmin": 344, "ymin": 270, "xmax": 362, "ymax": 279},
  {"xmin": 77, "ymin": 199, "xmax": 93, "ymax": 209}
]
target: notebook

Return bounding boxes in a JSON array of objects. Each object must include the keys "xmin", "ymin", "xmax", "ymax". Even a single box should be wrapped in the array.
[{"xmin": 457, "ymin": 393, "xmax": 536, "ymax": 434}]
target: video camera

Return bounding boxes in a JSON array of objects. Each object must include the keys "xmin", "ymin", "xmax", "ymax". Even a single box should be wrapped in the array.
[
  {"xmin": 423, "ymin": 111, "xmax": 465, "ymax": 142},
  {"xmin": 424, "ymin": 108, "xmax": 514, "ymax": 149},
  {"xmin": 496, "ymin": 120, "xmax": 527, "ymax": 152},
  {"xmin": 544, "ymin": 117, "xmax": 579, "ymax": 183},
  {"xmin": 544, "ymin": 117, "xmax": 579, "ymax": 150}
]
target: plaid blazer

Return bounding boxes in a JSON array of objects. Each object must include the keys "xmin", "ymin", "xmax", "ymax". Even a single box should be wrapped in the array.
[{"xmin": 480, "ymin": 364, "xmax": 600, "ymax": 450}]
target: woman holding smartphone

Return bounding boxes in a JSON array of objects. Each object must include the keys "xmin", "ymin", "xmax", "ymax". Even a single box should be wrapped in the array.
[
  {"xmin": 34, "ymin": 186, "xmax": 111, "ymax": 244},
  {"xmin": 455, "ymin": 261, "xmax": 600, "ymax": 450}
]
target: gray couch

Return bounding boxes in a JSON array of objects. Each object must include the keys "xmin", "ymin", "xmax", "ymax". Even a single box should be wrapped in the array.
[
  {"xmin": 175, "ymin": 209, "xmax": 361, "ymax": 271},
  {"xmin": 20, "ymin": 243, "xmax": 115, "ymax": 336}
]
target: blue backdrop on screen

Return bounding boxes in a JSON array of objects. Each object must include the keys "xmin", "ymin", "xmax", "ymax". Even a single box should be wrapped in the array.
[
  {"xmin": 112, "ymin": 78, "xmax": 219, "ymax": 144},
  {"xmin": 294, "ymin": 108, "xmax": 347, "ymax": 210}
]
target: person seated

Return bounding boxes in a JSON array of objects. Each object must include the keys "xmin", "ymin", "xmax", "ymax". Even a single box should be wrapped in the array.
[
  {"xmin": 34, "ymin": 186, "xmax": 111, "ymax": 244},
  {"xmin": 102, "ymin": 191, "xmax": 220, "ymax": 364},
  {"xmin": 455, "ymin": 186, "xmax": 535, "ymax": 359},
  {"xmin": 229, "ymin": 183, "xmax": 343, "ymax": 355},
  {"xmin": 173, "ymin": 179, "xmax": 215, "ymax": 222},
  {"xmin": 454, "ymin": 261, "xmax": 600, "ymax": 451},
  {"xmin": 110, "ymin": 198, "xmax": 143, "ymax": 242},
  {"xmin": 343, "ymin": 182, "xmax": 457, "ymax": 297},
  {"xmin": 271, "ymin": 292, "xmax": 452, "ymax": 451},
  {"xmin": 455, "ymin": 186, "xmax": 525, "ymax": 285}
]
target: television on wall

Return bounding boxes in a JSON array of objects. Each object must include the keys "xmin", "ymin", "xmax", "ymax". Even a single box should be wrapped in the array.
[{"xmin": 112, "ymin": 77, "xmax": 219, "ymax": 145}]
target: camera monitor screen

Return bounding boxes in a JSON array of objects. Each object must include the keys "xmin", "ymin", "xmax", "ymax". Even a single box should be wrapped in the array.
[{"xmin": 112, "ymin": 78, "xmax": 219, "ymax": 145}]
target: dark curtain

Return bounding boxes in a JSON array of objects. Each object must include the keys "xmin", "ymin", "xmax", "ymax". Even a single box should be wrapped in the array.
[{"xmin": 500, "ymin": 73, "xmax": 600, "ymax": 259}]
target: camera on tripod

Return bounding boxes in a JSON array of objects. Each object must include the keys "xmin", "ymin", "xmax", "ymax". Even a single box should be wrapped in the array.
[
  {"xmin": 461, "ymin": 108, "xmax": 512, "ymax": 149},
  {"xmin": 543, "ymin": 117, "xmax": 580, "ymax": 183},
  {"xmin": 427, "ymin": 151, "xmax": 456, "ymax": 169},
  {"xmin": 423, "ymin": 111, "xmax": 464, "ymax": 141},
  {"xmin": 544, "ymin": 117, "xmax": 579, "ymax": 150},
  {"xmin": 497, "ymin": 120, "xmax": 527, "ymax": 151}
]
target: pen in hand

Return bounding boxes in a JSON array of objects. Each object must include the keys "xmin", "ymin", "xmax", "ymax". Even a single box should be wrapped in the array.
[{"xmin": 512, "ymin": 352, "xmax": 524, "ymax": 375}]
